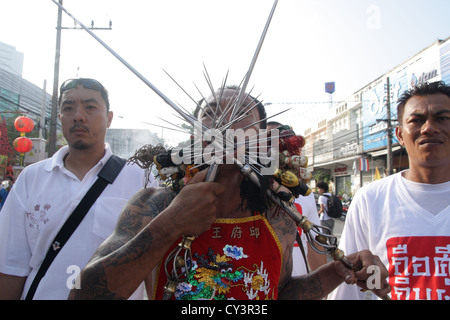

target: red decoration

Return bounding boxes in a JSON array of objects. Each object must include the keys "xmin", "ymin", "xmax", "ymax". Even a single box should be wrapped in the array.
[
  {"xmin": 6, "ymin": 165, "xmax": 13, "ymax": 175},
  {"xmin": 0, "ymin": 118, "xmax": 13, "ymax": 156},
  {"xmin": 279, "ymin": 131, "xmax": 306, "ymax": 156},
  {"xmin": 13, "ymin": 137, "xmax": 33, "ymax": 153},
  {"xmin": 14, "ymin": 116, "xmax": 35, "ymax": 133}
]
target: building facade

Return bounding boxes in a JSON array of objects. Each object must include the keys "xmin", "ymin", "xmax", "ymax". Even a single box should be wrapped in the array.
[
  {"xmin": 0, "ymin": 54, "xmax": 52, "ymax": 171},
  {"xmin": 105, "ymin": 128, "xmax": 163, "ymax": 159},
  {"xmin": 0, "ymin": 42, "xmax": 24, "ymax": 77},
  {"xmin": 305, "ymin": 37, "xmax": 450, "ymax": 196}
]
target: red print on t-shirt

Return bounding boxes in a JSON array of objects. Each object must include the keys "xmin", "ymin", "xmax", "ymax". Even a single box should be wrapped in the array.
[{"xmin": 386, "ymin": 236, "xmax": 450, "ymax": 300}]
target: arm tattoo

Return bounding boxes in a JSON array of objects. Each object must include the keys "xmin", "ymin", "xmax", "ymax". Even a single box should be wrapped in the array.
[
  {"xmin": 280, "ymin": 273, "xmax": 325, "ymax": 300},
  {"xmin": 69, "ymin": 187, "xmax": 176, "ymax": 299},
  {"xmin": 115, "ymin": 188, "xmax": 176, "ymax": 237},
  {"xmin": 90, "ymin": 188, "xmax": 176, "ymax": 258},
  {"xmin": 268, "ymin": 207, "xmax": 325, "ymax": 300}
]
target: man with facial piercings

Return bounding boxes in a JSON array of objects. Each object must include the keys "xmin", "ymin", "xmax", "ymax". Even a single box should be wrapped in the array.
[{"xmin": 69, "ymin": 86, "xmax": 390, "ymax": 300}]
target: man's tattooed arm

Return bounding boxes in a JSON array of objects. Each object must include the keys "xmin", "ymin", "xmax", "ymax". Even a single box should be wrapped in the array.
[
  {"xmin": 69, "ymin": 168, "xmax": 226, "ymax": 299},
  {"xmin": 68, "ymin": 187, "xmax": 178, "ymax": 300}
]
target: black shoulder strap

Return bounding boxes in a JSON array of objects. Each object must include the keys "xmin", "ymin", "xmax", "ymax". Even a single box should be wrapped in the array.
[
  {"xmin": 25, "ymin": 155, "xmax": 126, "ymax": 300},
  {"xmin": 323, "ymin": 194, "xmax": 331, "ymax": 212}
]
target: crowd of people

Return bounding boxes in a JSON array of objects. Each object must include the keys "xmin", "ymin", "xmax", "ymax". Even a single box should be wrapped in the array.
[{"xmin": 0, "ymin": 78, "xmax": 448, "ymax": 300}]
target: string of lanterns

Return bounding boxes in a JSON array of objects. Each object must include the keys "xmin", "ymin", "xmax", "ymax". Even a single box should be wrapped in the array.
[{"xmin": 13, "ymin": 115, "xmax": 34, "ymax": 166}]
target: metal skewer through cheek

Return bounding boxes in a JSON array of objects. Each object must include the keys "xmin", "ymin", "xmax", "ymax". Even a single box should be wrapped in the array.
[{"xmin": 162, "ymin": 0, "xmax": 278, "ymax": 299}]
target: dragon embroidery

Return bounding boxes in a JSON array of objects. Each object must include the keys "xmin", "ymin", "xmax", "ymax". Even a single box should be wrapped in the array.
[{"xmin": 173, "ymin": 245, "xmax": 274, "ymax": 300}]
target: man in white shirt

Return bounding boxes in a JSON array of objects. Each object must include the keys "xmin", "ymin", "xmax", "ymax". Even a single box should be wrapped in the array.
[
  {"xmin": 292, "ymin": 193, "xmax": 327, "ymax": 276},
  {"xmin": 317, "ymin": 181, "xmax": 335, "ymax": 235},
  {"xmin": 0, "ymin": 78, "xmax": 156, "ymax": 299},
  {"xmin": 330, "ymin": 81, "xmax": 450, "ymax": 300}
]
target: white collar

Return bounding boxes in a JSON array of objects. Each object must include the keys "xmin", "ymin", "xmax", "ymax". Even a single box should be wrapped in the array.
[{"xmin": 44, "ymin": 143, "xmax": 112, "ymax": 172}]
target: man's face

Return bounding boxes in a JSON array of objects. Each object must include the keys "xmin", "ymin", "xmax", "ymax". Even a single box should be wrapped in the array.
[
  {"xmin": 199, "ymin": 88, "xmax": 261, "ymax": 131},
  {"xmin": 396, "ymin": 93, "xmax": 450, "ymax": 169},
  {"xmin": 59, "ymin": 84, "xmax": 113, "ymax": 150},
  {"xmin": 197, "ymin": 88, "xmax": 262, "ymax": 164}
]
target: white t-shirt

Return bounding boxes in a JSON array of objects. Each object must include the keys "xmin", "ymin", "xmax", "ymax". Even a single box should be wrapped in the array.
[
  {"xmin": 292, "ymin": 192, "xmax": 320, "ymax": 276},
  {"xmin": 0, "ymin": 144, "xmax": 157, "ymax": 299},
  {"xmin": 329, "ymin": 171, "xmax": 450, "ymax": 300},
  {"xmin": 318, "ymin": 192, "xmax": 332, "ymax": 220}
]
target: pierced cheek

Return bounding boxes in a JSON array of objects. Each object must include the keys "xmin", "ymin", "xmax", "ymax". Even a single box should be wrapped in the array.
[{"xmin": 200, "ymin": 120, "xmax": 213, "ymax": 129}]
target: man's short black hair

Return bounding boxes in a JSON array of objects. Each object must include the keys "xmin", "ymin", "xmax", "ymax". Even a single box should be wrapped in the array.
[
  {"xmin": 397, "ymin": 81, "xmax": 450, "ymax": 125},
  {"xmin": 317, "ymin": 181, "xmax": 329, "ymax": 192}
]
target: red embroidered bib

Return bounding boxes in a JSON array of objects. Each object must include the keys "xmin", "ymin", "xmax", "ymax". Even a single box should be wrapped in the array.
[{"xmin": 154, "ymin": 215, "xmax": 283, "ymax": 300}]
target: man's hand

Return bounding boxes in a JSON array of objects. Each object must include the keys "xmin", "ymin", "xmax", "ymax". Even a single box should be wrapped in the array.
[
  {"xmin": 334, "ymin": 250, "xmax": 391, "ymax": 299},
  {"xmin": 164, "ymin": 169, "xmax": 225, "ymax": 237}
]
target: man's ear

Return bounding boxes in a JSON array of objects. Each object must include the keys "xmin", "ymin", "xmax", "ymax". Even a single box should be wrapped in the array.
[
  {"xmin": 107, "ymin": 110, "xmax": 113, "ymax": 128},
  {"xmin": 395, "ymin": 126, "xmax": 404, "ymax": 146}
]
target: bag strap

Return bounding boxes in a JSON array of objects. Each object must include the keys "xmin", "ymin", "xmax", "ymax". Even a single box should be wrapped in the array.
[
  {"xmin": 323, "ymin": 194, "xmax": 331, "ymax": 213},
  {"xmin": 25, "ymin": 155, "xmax": 126, "ymax": 300}
]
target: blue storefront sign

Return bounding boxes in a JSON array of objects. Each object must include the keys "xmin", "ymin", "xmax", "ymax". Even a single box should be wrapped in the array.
[
  {"xmin": 361, "ymin": 75, "xmax": 403, "ymax": 151},
  {"xmin": 440, "ymin": 40, "xmax": 450, "ymax": 85}
]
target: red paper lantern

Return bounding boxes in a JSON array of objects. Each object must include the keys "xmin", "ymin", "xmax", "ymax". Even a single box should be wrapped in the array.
[
  {"xmin": 13, "ymin": 137, "xmax": 33, "ymax": 153},
  {"xmin": 14, "ymin": 116, "xmax": 35, "ymax": 133}
]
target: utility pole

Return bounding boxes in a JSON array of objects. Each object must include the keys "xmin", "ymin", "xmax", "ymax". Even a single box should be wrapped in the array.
[
  {"xmin": 39, "ymin": 80, "xmax": 47, "ymax": 139},
  {"xmin": 48, "ymin": 0, "xmax": 62, "ymax": 157},
  {"xmin": 385, "ymin": 77, "xmax": 393, "ymax": 176},
  {"xmin": 48, "ymin": 0, "xmax": 112, "ymax": 157}
]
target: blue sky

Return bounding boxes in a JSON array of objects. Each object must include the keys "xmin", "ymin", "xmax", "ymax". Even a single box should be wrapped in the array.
[{"xmin": 1, "ymin": 0, "xmax": 449, "ymax": 144}]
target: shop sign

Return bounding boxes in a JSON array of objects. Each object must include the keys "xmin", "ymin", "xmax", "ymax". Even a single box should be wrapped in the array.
[
  {"xmin": 334, "ymin": 166, "xmax": 348, "ymax": 176},
  {"xmin": 340, "ymin": 141, "xmax": 358, "ymax": 157}
]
